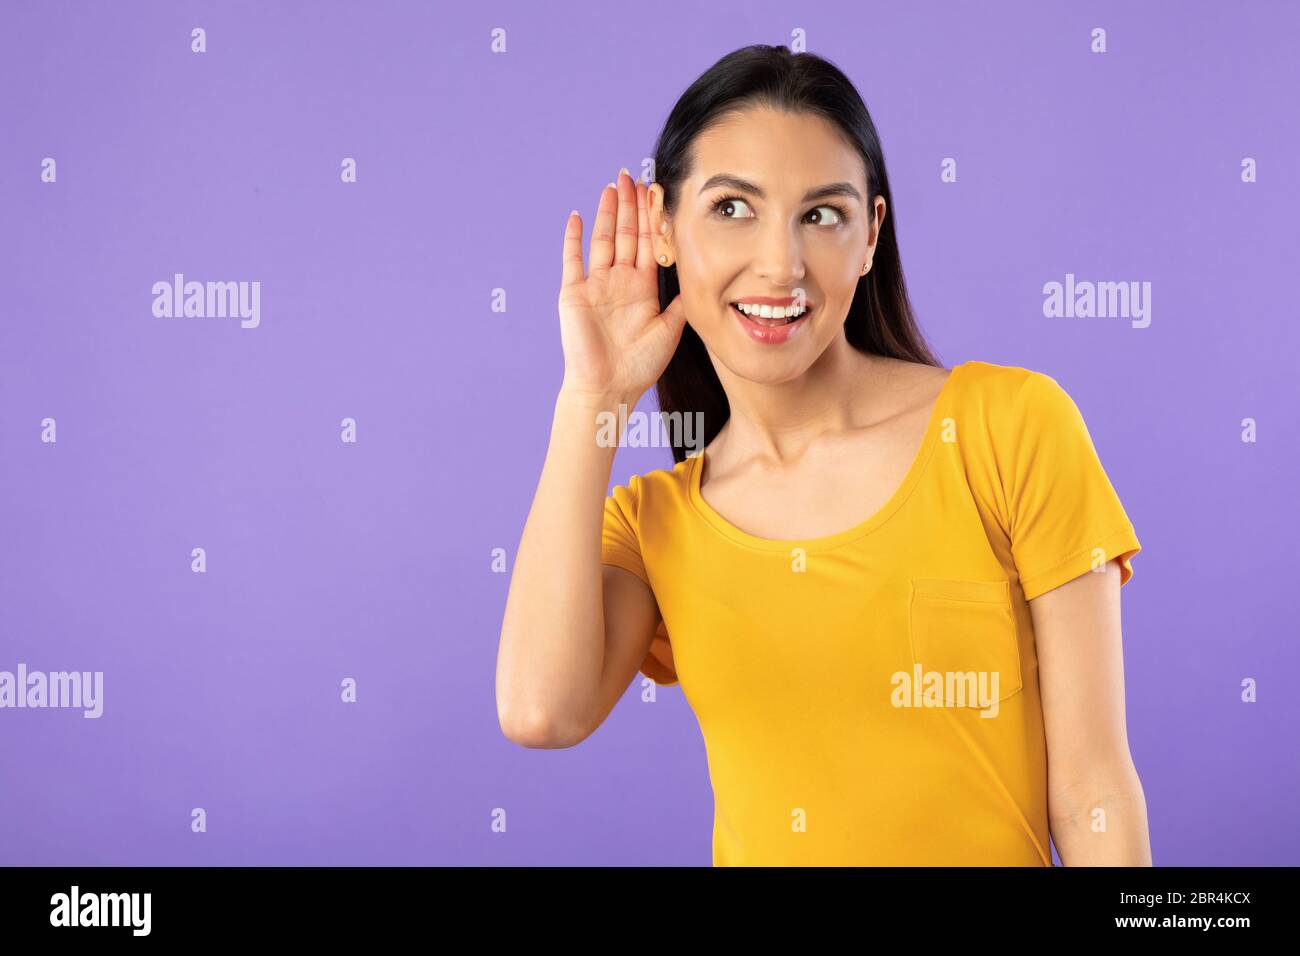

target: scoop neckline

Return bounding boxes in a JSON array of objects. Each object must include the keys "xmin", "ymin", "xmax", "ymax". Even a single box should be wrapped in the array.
[{"xmin": 686, "ymin": 361, "xmax": 967, "ymax": 552}]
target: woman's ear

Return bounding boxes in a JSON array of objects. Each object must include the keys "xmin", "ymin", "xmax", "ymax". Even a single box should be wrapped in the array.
[
  {"xmin": 862, "ymin": 195, "xmax": 886, "ymax": 268},
  {"xmin": 649, "ymin": 183, "xmax": 672, "ymax": 251},
  {"xmin": 869, "ymin": 196, "xmax": 885, "ymax": 246}
]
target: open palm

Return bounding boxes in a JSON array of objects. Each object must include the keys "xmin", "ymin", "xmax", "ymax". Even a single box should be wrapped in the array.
[{"xmin": 557, "ymin": 170, "xmax": 687, "ymax": 401}]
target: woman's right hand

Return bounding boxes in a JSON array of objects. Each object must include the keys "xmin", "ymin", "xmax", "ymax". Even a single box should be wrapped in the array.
[{"xmin": 557, "ymin": 168, "xmax": 688, "ymax": 404}]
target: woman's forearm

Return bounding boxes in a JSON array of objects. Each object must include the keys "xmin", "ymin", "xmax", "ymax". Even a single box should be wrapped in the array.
[{"xmin": 496, "ymin": 387, "xmax": 639, "ymax": 744}]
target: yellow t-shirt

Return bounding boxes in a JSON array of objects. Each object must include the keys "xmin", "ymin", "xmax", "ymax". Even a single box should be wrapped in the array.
[{"xmin": 601, "ymin": 359, "xmax": 1142, "ymax": 866}]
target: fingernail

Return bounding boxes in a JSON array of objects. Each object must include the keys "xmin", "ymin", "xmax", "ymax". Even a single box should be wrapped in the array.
[{"xmin": 619, "ymin": 166, "xmax": 630, "ymax": 178}]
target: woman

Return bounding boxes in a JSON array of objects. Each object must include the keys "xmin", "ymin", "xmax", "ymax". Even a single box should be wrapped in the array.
[{"xmin": 496, "ymin": 45, "xmax": 1151, "ymax": 867}]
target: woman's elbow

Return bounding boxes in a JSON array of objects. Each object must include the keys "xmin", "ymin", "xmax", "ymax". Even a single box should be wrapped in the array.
[{"xmin": 498, "ymin": 704, "xmax": 584, "ymax": 749}]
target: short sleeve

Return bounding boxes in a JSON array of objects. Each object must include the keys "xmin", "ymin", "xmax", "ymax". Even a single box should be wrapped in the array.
[
  {"xmin": 601, "ymin": 478, "xmax": 650, "ymax": 586},
  {"xmin": 1003, "ymin": 372, "xmax": 1142, "ymax": 602},
  {"xmin": 602, "ymin": 476, "xmax": 679, "ymax": 685}
]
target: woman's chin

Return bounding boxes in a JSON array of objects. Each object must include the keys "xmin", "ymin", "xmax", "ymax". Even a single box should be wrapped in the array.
[{"xmin": 716, "ymin": 348, "xmax": 819, "ymax": 387}]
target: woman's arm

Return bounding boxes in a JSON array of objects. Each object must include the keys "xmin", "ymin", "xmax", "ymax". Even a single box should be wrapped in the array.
[
  {"xmin": 495, "ymin": 170, "xmax": 687, "ymax": 749},
  {"xmin": 495, "ymin": 388, "xmax": 661, "ymax": 749},
  {"xmin": 1032, "ymin": 558, "xmax": 1153, "ymax": 865}
]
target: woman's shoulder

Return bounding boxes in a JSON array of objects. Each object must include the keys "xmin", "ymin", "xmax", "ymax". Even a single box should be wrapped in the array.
[
  {"xmin": 876, "ymin": 357, "xmax": 1049, "ymax": 411},
  {"xmin": 948, "ymin": 360, "xmax": 1109, "ymax": 474},
  {"xmin": 950, "ymin": 359, "xmax": 1080, "ymax": 422},
  {"xmin": 953, "ymin": 358, "xmax": 1048, "ymax": 395},
  {"xmin": 606, "ymin": 455, "xmax": 696, "ymax": 511}
]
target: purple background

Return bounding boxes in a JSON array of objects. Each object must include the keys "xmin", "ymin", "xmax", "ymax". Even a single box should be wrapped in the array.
[{"xmin": 1, "ymin": 0, "xmax": 1296, "ymax": 866}]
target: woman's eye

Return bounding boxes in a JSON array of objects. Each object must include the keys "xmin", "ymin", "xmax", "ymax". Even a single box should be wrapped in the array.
[
  {"xmin": 807, "ymin": 205, "xmax": 844, "ymax": 226},
  {"xmin": 715, "ymin": 197, "xmax": 754, "ymax": 219}
]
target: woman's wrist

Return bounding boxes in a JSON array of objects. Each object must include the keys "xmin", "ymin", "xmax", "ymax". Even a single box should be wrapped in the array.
[
  {"xmin": 555, "ymin": 382, "xmax": 645, "ymax": 416},
  {"xmin": 550, "ymin": 384, "xmax": 650, "ymax": 463}
]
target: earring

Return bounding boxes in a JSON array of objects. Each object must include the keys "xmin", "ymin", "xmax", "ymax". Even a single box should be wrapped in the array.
[
  {"xmin": 860, "ymin": 263, "xmax": 868, "ymax": 274},
  {"xmin": 658, "ymin": 255, "xmax": 668, "ymax": 264}
]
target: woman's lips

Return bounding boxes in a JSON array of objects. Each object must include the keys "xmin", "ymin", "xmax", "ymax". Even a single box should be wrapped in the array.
[{"xmin": 731, "ymin": 302, "xmax": 813, "ymax": 345}]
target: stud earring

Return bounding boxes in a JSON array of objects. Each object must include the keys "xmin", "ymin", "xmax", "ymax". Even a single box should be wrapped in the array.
[{"xmin": 658, "ymin": 255, "xmax": 668, "ymax": 264}]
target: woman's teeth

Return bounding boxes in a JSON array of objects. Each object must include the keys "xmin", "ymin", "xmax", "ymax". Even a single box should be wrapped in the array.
[{"xmin": 731, "ymin": 302, "xmax": 809, "ymax": 326}]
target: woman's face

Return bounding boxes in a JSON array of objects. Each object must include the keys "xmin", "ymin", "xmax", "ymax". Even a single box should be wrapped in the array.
[{"xmin": 651, "ymin": 106, "xmax": 884, "ymax": 387}]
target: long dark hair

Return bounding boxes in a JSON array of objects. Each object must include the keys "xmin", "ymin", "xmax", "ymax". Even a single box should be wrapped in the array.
[{"xmin": 652, "ymin": 44, "xmax": 940, "ymax": 464}]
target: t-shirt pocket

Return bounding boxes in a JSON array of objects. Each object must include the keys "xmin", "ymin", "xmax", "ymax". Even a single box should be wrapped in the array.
[{"xmin": 907, "ymin": 577, "xmax": 1023, "ymax": 708}]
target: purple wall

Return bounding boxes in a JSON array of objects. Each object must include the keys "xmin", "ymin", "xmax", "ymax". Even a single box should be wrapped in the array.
[{"xmin": 1, "ymin": 0, "xmax": 1295, "ymax": 865}]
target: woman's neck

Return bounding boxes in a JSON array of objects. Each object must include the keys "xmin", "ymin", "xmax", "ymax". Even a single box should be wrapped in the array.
[{"xmin": 710, "ymin": 336, "xmax": 894, "ymax": 465}]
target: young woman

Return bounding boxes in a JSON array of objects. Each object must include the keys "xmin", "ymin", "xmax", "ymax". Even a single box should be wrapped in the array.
[{"xmin": 496, "ymin": 45, "xmax": 1151, "ymax": 867}]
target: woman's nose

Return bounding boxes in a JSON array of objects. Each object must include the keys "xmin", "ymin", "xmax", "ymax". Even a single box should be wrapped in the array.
[{"xmin": 751, "ymin": 224, "xmax": 806, "ymax": 285}]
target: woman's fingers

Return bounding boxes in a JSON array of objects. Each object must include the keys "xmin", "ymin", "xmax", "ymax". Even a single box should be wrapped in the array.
[
  {"xmin": 635, "ymin": 180, "xmax": 653, "ymax": 272},
  {"xmin": 612, "ymin": 168, "xmax": 638, "ymax": 267},
  {"xmin": 561, "ymin": 209, "xmax": 585, "ymax": 290},
  {"xmin": 563, "ymin": 171, "xmax": 649, "ymax": 294},
  {"xmin": 588, "ymin": 181, "xmax": 618, "ymax": 274}
]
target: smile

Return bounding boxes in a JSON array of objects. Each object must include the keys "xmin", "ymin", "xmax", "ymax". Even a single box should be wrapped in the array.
[{"xmin": 729, "ymin": 300, "xmax": 814, "ymax": 344}]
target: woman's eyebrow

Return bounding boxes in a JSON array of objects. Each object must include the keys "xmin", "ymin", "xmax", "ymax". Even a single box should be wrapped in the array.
[{"xmin": 698, "ymin": 173, "xmax": 862, "ymax": 203}]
